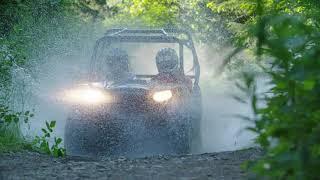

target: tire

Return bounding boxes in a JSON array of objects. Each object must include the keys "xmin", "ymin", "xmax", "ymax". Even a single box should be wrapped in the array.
[
  {"xmin": 64, "ymin": 118, "xmax": 100, "ymax": 156},
  {"xmin": 65, "ymin": 116, "xmax": 129, "ymax": 157},
  {"xmin": 167, "ymin": 119, "xmax": 192, "ymax": 154},
  {"xmin": 174, "ymin": 132, "xmax": 191, "ymax": 154}
]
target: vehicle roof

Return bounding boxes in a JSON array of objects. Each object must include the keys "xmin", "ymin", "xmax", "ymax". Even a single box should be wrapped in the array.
[{"xmin": 101, "ymin": 28, "xmax": 193, "ymax": 45}]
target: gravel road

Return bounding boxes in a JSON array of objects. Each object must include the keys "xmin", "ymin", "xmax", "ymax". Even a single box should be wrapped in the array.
[{"xmin": 0, "ymin": 148, "xmax": 261, "ymax": 180}]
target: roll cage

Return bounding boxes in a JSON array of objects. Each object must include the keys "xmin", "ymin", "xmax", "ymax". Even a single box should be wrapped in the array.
[{"xmin": 90, "ymin": 28, "xmax": 200, "ymax": 86}]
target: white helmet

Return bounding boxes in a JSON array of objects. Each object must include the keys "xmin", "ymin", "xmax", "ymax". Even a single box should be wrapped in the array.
[{"xmin": 155, "ymin": 48, "xmax": 179, "ymax": 73}]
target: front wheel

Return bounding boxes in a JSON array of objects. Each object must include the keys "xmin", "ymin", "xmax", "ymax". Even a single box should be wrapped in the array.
[
  {"xmin": 167, "ymin": 119, "xmax": 192, "ymax": 154},
  {"xmin": 64, "ymin": 118, "xmax": 101, "ymax": 156}
]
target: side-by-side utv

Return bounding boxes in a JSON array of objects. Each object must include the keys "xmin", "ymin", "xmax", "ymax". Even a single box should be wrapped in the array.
[{"xmin": 64, "ymin": 29, "xmax": 202, "ymax": 156}]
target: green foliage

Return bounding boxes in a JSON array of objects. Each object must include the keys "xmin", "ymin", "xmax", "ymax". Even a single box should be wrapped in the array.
[
  {"xmin": 230, "ymin": 0, "xmax": 320, "ymax": 179},
  {"xmin": 0, "ymin": 105, "xmax": 65, "ymax": 157},
  {"xmin": 74, "ymin": 0, "xmax": 120, "ymax": 20},
  {"xmin": 122, "ymin": 0, "xmax": 180, "ymax": 27},
  {"xmin": 0, "ymin": 106, "xmax": 34, "ymax": 153},
  {"xmin": 206, "ymin": 0, "xmax": 256, "ymax": 22},
  {"xmin": 96, "ymin": 0, "xmax": 181, "ymax": 28},
  {"xmin": 0, "ymin": 0, "xmax": 86, "ymax": 157},
  {"xmin": 34, "ymin": 120, "xmax": 66, "ymax": 157},
  {"xmin": 0, "ymin": 39, "xmax": 23, "ymax": 102}
]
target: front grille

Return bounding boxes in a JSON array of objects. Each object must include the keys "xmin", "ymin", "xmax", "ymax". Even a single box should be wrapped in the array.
[{"xmin": 111, "ymin": 90, "xmax": 151, "ymax": 113}]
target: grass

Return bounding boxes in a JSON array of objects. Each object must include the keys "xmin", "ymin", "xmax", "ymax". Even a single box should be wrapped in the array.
[
  {"xmin": 0, "ymin": 122, "xmax": 33, "ymax": 153},
  {"xmin": 0, "ymin": 117, "xmax": 66, "ymax": 157}
]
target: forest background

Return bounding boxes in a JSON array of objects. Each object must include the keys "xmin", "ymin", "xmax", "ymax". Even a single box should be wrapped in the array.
[{"xmin": 1, "ymin": 0, "xmax": 319, "ymax": 179}]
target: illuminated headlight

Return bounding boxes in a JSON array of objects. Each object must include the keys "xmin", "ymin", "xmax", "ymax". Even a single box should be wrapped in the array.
[
  {"xmin": 152, "ymin": 90, "xmax": 173, "ymax": 103},
  {"xmin": 65, "ymin": 87, "xmax": 110, "ymax": 105}
]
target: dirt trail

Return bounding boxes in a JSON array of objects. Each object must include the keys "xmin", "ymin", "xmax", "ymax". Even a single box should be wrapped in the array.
[{"xmin": 0, "ymin": 148, "xmax": 261, "ymax": 180}]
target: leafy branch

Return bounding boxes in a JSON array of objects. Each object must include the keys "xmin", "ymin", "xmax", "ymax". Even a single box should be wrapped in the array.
[{"xmin": 34, "ymin": 120, "xmax": 66, "ymax": 157}]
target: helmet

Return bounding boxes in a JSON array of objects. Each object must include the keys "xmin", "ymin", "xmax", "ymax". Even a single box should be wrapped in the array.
[
  {"xmin": 105, "ymin": 48, "xmax": 129, "ymax": 73},
  {"xmin": 155, "ymin": 48, "xmax": 179, "ymax": 73}
]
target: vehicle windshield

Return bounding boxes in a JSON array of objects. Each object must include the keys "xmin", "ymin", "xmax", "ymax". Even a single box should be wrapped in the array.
[{"xmin": 90, "ymin": 42, "xmax": 195, "ymax": 81}]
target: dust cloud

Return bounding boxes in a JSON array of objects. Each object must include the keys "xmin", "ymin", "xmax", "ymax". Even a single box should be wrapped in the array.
[
  {"xmin": 195, "ymin": 45, "xmax": 256, "ymax": 153},
  {"xmin": 23, "ymin": 56, "xmax": 84, "ymax": 138}
]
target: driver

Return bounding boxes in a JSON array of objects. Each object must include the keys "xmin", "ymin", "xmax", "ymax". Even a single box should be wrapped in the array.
[
  {"xmin": 105, "ymin": 48, "xmax": 134, "ymax": 84},
  {"xmin": 153, "ymin": 48, "xmax": 192, "ymax": 89}
]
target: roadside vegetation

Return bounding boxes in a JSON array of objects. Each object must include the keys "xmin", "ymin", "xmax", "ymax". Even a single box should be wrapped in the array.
[
  {"xmin": 231, "ymin": 1, "xmax": 320, "ymax": 179},
  {"xmin": 1, "ymin": 0, "xmax": 319, "ymax": 178},
  {"xmin": 0, "ymin": 105, "xmax": 65, "ymax": 156},
  {"xmin": 0, "ymin": 106, "xmax": 33, "ymax": 153}
]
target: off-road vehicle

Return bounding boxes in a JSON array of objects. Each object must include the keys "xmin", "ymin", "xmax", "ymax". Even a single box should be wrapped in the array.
[{"xmin": 64, "ymin": 29, "xmax": 202, "ymax": 156}]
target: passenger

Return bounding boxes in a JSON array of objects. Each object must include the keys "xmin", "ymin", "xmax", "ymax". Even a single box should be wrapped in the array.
[
  {"xmin": 153, "ymin": 48, "xmax": 192, "ymax": 89},
  {"xmin": 105, "ymin": 48, "xmax": 134, "ymax": 85}
]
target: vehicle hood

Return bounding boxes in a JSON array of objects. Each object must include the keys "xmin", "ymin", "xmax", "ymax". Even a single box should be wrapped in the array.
[{"xmin": 105, "ymin": 83, "xmax": 151, "ymax": 91}]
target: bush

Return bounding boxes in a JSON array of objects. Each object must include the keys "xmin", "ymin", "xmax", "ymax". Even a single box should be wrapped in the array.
[
  {"xmin": 234, "ymin": 0, "xmax": 320, "ymax": 179},
  {"xmin": 33, "ymin": 120, "xmax": 66, "ymax": 157},
  {"xmin": 0, "ymin": 106, "xmax": 33, "ymax": 153},
  {"xmin": 0, "ymin": 106, "xmax": 65, "ymax": 157}
]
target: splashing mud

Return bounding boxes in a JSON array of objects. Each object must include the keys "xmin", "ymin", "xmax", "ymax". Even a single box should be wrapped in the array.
[
  {"xmin": 196, "ymin": 45, "xmax": 256, "ymax": 153},
  {"xmin": 20, "ymin": 29, "xmax": 257, "ymax": 156}
]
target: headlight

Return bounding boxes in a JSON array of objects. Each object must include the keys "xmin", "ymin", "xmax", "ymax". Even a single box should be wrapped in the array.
[
  {"xmin": 152, "ymin": 90, "xmax": 173, "ymax": 103},
  {"xmin": 65, "ymin": 86, "xmax": 110, "ymax": 105}
]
